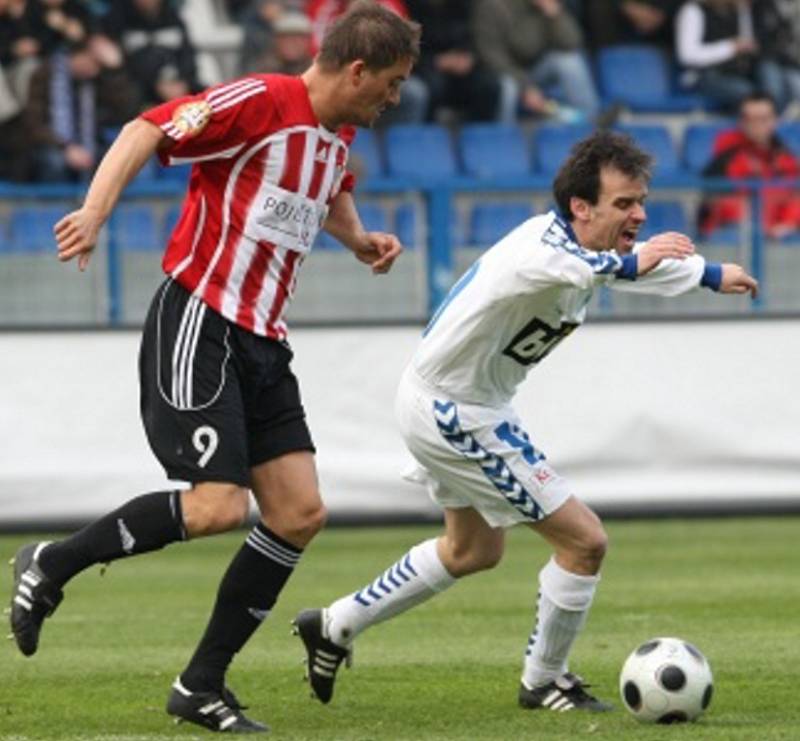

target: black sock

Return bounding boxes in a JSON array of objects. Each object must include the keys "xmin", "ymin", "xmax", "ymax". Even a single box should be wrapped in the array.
[
  {"xmin": 180, "ymin": 523, "xmax": 302, "ymax": 693},
  {"xmin": 38, "ymin": 491, "xmax": 186, "ymax": 587}
]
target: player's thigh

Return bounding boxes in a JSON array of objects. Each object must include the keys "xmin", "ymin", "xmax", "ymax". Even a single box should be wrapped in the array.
[
  {"xmin": 241, "ymin": 342, "xmax": 316, "ymax": 470},
  {"xmin": 139, "ymin": 279, "xmax": 250, "ymax": 487},
  {"xmin": 441, "ymin": 507, "xmax": 506, "ymax": 574}
]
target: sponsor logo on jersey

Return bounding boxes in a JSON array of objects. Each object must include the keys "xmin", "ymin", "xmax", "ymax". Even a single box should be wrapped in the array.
[{"xmin": 171, "ymin": 101, "xmax": 212, "ymax": 137}]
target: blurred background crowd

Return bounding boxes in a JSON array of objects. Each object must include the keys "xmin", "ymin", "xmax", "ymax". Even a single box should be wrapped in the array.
[
  {"xmin": 1, "ymin": 0, "xmax": 799, "ymax": 182},
  {"xmin": 0, "ymin": 0, "xmax": 800, "ymax": 249}
]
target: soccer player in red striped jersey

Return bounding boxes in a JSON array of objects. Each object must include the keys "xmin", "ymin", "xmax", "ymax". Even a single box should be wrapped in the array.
[{"xmin": 10, "ymin": 2, "xmax": 420, "ymax": 733}]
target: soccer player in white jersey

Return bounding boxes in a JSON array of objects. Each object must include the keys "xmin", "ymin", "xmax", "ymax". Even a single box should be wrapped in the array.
[
  {"xmin": 294, "ymin": 130, "xmax": 758, "ymax": 712},
  {"xmin": 8, "ymin": 3, "xmax": 419, "ymax": 734}
]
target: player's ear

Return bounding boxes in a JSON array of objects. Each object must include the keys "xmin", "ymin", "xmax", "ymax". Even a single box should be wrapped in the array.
[
  {"xmin": 569, "ymin": 196, "xmax": 591, "ymax": 223},
  {"xmin": 348, "ymin": 59, "xmax": 367, "ymax": 85}
]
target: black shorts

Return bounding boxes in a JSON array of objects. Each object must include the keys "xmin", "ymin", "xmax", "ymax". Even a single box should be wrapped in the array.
[{"xmin": 139, "ymin": 279, "xmax": 315, "ymax": 486}]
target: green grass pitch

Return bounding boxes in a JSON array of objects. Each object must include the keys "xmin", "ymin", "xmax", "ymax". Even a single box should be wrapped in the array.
[{"xmin": 2, "ymin": 516, "xmax": 799, "ymax": 740}]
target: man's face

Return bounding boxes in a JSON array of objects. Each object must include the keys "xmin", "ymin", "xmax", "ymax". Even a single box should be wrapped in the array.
[
  {"xmin": 69, "ymin": 48, "xmax": 100, "ymax": 79},
  {"xmin": 740, "ymin": 100, "xmax": 777, "ymax": 149},
  {"xmin": 345, "ymin": 56, "xmax": 413, "ymax": 127},
  {"xmin": 572, "ymin": 167, "xmax": 648, "ymax": 253}
]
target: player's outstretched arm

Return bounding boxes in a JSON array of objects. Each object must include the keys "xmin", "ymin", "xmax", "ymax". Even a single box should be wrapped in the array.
[
  {"xmin": 324, "ymin": 191, "xmax": 402, "ymax": 274},
  {"xmin": 635, "ymin": 232, "xmax": 695, "ymax": 275},
  {"xmin": 719, "ymin": 263, "xmax": 759, "ymax": 298},
  {"xmin": 55, "ymin": 118, "xmax": 166, "ymax": 271}
]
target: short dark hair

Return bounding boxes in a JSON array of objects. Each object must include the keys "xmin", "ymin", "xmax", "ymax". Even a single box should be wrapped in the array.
[
  {"xmin": 317, "ymin": 1, "xmax": 421, "ymax": 72},
  {"xmin": 553, "ymin": 130, "xmax": 652, "ymax": 221},
  {"xmin": 739, "ymin": 92, "xmax": 777, "ymax": 114}
]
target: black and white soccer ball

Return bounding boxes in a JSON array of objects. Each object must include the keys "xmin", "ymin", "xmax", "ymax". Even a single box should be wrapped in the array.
[{"xmin": 619, "ymin": 636, "xmax": 714, "ymax": 723}]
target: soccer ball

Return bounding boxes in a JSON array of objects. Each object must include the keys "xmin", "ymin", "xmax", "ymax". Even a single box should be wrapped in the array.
[{"xmin": 619, "ymin": 636, "xmax": 714, "ymax": 723}]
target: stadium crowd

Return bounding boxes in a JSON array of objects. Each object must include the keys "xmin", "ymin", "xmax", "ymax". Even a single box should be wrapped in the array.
[{"xmin": 1, "ymin": 0, "xmax": 799, "ymax": 237}]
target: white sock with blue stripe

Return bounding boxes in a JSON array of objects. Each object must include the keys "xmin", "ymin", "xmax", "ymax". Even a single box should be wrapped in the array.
[
  {"xmin": 521, "ymin": 557, "xmax": 599, "ymax": 689},
  {"xmin": 326, "ymin": 538, "xmax": 455, "ymax": 646}
]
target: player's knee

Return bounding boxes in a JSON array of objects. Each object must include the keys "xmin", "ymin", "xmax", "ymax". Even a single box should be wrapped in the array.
[
  {"xmin": 480, "ymin": 540, "xmax": 505, "ymax": 571},
  {"xmin": 183, "ymin": 484, "xmax": 250, "ymax": 536},
  {"xmin": 578, "ymin": 527, "xmax": 608, "ymax": 567},
  {"xmin": 275, "ymin": 500, "xmax": 328, "ymax": 546},
  {"xmin": 443, "ymin": 539, "xmax": 504, "ymax": 576}
]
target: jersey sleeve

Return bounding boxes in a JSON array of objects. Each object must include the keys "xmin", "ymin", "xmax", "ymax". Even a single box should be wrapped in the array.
[
  {"xmin": 139, "ymin": 76, "xmax": 274, "ymax": 165},
  {"xmin": 519, "ymin": 219, "xmax": 637, "ymax": 291},
  {"xmin": 609, "ymin": 245, "xmax": 706, "ymax": 297}
]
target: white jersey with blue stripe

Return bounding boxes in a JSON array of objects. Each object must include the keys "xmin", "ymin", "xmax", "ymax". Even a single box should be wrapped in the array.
[{"xmin": 412, "ymin": 210, "xmax": 707, "ymax": 407}]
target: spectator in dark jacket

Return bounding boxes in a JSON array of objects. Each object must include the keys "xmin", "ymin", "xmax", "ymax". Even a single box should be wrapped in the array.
[
  {"xmin": 585, "ymin": 0, "xmax": 681, "ymax": 49},
  {"xmin": 406, "ymin": 0, "xmax": 503, "ymax": 122},
  {"xmin": 675, "ymin": 0, "xmax": 759, "ymax": 112},
  {"xmin": 753, "ymin": 0, "xmax": 800, "ymax": 114},
  {"xmin": 473, "ymin": 0, "xmax": 599, "ymax": 121},
  {"xmin": 102, "ymin": 0, "xmax": 199, "ymax": 106},
  {"xmin": 18, "ymin": 0, "xmax": 93, "ymax": 55},
  {"xmin": 24, "ymin": 39, "xmax": 137, "ymax": 181},
  {"xmin": 699, "ymin": 93, "xmax": 800, "ymax": 239}
]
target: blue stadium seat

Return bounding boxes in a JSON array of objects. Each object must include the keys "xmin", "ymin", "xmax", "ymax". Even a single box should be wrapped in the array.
[
  {"xmin": 395, "ymin": 203, "xmax": 462, "ymax": 249},
  {"xmin": 682, "ymin": 122, "xmax": 735, "ymax": 173},
  {"xmin": 385, "ymin": 124, "xmax": 457, "ymax": 178},
  {"xmin": 163, "ymin": 205, "xmax": 182, "ymax": 242},
  {"xmin": 314, "ymin": 230, "xmax": 343, "ymax": 250},
  {"xmin": 315, "ymin": 203, "xmax": 389, "ymax": 250},
  {"xmin": 615, "ymin": 124, "xmax": 679, "ymax": 177},
  {"xmin": 597, "ymin": 45, "xmax": 704, "ymax": 113},
  {"xmin": 778, "ymin": 122, "xmax": 800, "ymax": 157},
  {"xmin": 0, "ymin": 219, "xmax": 9, "ymax": 252},
  {"xmin": 114, "ymin": 205, "xmax": 160, "ymax": 251},
  {"xmin": 134, "ymin": 156, "xmax": 160, "ymax": 184},
  {"xmin": 533, "ymin": 123, "xmax": 593, "ymax": 174},
  {"xmin": 703, "ymin": 224, "xmax": 741, "ymax": 246},
  {"xmin": 357, "ymin": 202, "xmax": 389, "ymax": 232},
  {"xmin": 459, "ymin": 123, "xmax": 529, "ymax": 178},
  {"xmin": 468, "ymin": 202, "xmax": 533, "ymax": 247},
  {"xmin": 9, "ymin": 206, "xmax": 64, "ymax": 252},
  {"xmin": 158, "ymin": 162, "xmax": 192, "ymax": 185},
  {"xmin": 639, "ymin": 201, "xmax": 688, "ymax": 240},
  {"xmin": 349, "ymin": 128, "xmax": 383, "ymax": 180}
]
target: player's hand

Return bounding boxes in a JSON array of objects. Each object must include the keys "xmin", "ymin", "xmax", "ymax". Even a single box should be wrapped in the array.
[
  {"xmin": 636, "ymin": 232, "xmax": 695, "ymax": 275},
  {"xmin": 720, "ymin": 263, "xmax": 759, "ymax": 298},
  {"xmin": 352, "ymin": 231, "xmax": 402, "ymax": 274},
  {"xmin": 54, "ymin": 207, "xmax": 103, "ymax": 271}
]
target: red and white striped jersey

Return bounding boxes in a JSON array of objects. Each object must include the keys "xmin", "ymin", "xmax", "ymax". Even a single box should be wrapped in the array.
[{"xmin": 140, "ymin": 74, "xmax": 356, "ymax": 339}]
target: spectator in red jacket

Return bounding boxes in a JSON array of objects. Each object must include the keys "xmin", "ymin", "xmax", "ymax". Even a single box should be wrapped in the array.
[{"xmin": 699, "ymin": 92, "xmax": 800, "ymax": 240}]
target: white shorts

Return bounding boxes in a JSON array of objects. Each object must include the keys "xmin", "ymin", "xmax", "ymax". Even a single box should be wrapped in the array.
[{"xmin": 394, "ymin": 368, "xmax": 572, "ymax": 529}]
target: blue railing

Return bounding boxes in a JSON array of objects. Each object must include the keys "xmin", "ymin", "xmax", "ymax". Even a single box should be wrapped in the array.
[{"xmin": 0, "ymin": 175, "xmax": 796, "ymax": 322}]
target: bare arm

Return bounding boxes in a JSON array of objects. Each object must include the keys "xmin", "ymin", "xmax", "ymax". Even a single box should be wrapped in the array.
[
  {"xmin": 55, "ymin": 118, "xmax": 167, "ymax": 270},
  {"xmin": 324, "ymin": 191, "xmax": 402, "ymax": 274}
]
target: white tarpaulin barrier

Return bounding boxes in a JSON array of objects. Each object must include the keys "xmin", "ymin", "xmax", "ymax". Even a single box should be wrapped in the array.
[{"xmin": 1, "ymin": 320, "xmax": 798, "ymax": 526}]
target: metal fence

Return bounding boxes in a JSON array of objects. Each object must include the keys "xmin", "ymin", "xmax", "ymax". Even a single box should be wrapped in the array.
[{"xmin": 1, "ymin": 176, "xmax": 798, "ymax": 328}]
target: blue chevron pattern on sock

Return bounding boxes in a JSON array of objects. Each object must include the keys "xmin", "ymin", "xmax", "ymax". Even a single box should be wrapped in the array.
[
  {"xmin": 352, "ymin": 551, "xmax": 419, "ymax": 607},
  {"xmin": 433, "ymin": 400, "xmax": 544, "ymax": 521},
  {"xmin": 525, "ymin": 591, "xmax": 542, "ymax": 656}
]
